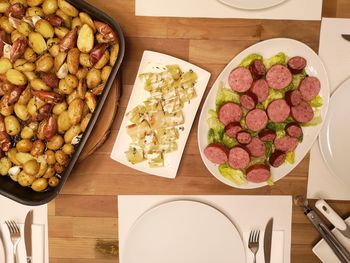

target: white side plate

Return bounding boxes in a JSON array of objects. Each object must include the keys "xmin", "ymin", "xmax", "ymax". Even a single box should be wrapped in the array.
[
  {"xmin": 319, "ymin": 78, "xmax": 350, "ymax": 189},
  {"xmin": 111, "ymin": 51, "xmax": 211, "ymax": 178},
  {"xmin": 198, "ymin": 38, "xmax": 330, "ymax": 189},
  {"xmin": 122, "ymin": 200, "xmax": 246, "ymax": 263},
  {"xmin": 217, "ymin": 0, "xmax": 287, "ymax": 10}
]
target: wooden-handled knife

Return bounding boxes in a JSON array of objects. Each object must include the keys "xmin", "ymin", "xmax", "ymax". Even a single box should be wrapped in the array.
[
  {"xmin": 264, "ymin": 218, "xmax": 273, "ymax": 263},
  {"xmin": 24, "ymin": 210, "xmax": 33, "ymax": 263}
]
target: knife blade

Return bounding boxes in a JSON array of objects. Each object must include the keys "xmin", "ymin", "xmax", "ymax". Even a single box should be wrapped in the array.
[
  {"xmin": 341, "ymin": 34, "xmax": 350, "ymax": 41},
  {"xmin": 264, "ymin": 218, "xmax": 273, "ymax": 263},
  {"xmin": 24, "ymin": 210, "xmax": 33, "ymax": 263}
]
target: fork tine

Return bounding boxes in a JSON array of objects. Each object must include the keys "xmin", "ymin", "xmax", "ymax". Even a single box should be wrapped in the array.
[
  {"xmin": 249, "ymin": 230, "xmax": 253, "ymax": 242},
  {"xmin": 11, "ymin": 221, "xmax": 20, "ymax": 233},
  {"xmin": 5, "ymin": 221, "xmax": 13, "ymax": 233},
  {"xmin": 256, "ymin": 230, "xmax": 260, "ymax": 242}
]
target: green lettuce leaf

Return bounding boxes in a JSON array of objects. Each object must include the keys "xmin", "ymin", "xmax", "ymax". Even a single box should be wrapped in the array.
[
  {"xmin": 239, "ymin": 53, "xmax": 263, "ymax": 68},
  {"xmin": 284, "ymin": 71, "xmax": 307, "ymax": 92},
  {"xmin": 263, "ymin": 52, "xmax": 287, "ymax": 69},
  {"xmin": 263, "ymin": 89, "xmax": 284, "ymax": 109},
  {"xmin": 285, "ymin": 151, "xmax": 295, "ymax": 164},
  {"xmin": 310, "ymin": 95, "xmax": 324, "ymax": 108},
  {"xmin": 219, "ymin": 163, "xmax": 247, "ymax": 185},
  {"xmin": 222, "ymin": 134, "xmax": 238, "ymax": 148},
  {"xmin": 216, "ymin": 82, "xmax": 240, "ymax": 110}
]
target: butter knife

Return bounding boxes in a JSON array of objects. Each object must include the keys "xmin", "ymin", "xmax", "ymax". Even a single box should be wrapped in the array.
[
  {"xmin": 264, "ymin": 218, "xmax": 273, "ymax": 263},
  {"xmin": 341, "ymin": 34, "xmax": 350, "ymax": 41},
  {"xmin": 24, "ymin": 210, "xmax": 33, "ymax": 263}
]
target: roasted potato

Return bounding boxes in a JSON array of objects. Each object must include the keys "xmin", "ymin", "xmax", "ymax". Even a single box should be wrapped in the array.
[
  {"xmin": 86, "ymin": 68, "xmax": 101, "ymax": 89},
  {"xmin": 23, "ymin": 159, "xmax": 40, "ymax": 175},
  {"xmin": 6, "ymin": 69, "xmax": 27, "ymax": 85},
  {"xmin": 57, "ymin": 0, "xmax": 78, "ymax": 17},
  {"xmin": 48, "ymin": 176, "xmax": 59, "ymax": 187},
  {"xmin": 35, "ymin": 53, "xmax": 54, "ymax": 72},
  {"xmin": 18, "ymin": 171, "xmax": 35, "ymax": 186},
  {"xmin": 0, "ymin": 58, "xmax": 12, "ymax": 74},
  {"xmin": 28, "ymin": 32, "xmax": 47, "ymax": 54},
  {"xmin": 0, "ymin": 157, "xmax": 12, "ymax": 176},
  {"xmin": 77, "ymin": 24, "xmax": 94, "ymax": 53},
  {"xmin": 42, "ymin": 0, "xmax": 57, "ymax": 15},
  {"xmin": 32, "ymin": 178, "xmax": 48, "ymax": 191},
  {"xmin": 35, "ymin": 19, "xmax": 54, "ymax": 38},
  {"xmin": 5, "ymin": 116, "xmax": 21, "ymax": 136},
  {"xmin": 47, "ymin": 134, "xmax": 63, "ymax": 150}
]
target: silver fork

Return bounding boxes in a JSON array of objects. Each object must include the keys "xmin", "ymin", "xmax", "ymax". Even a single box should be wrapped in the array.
[
  {"xmin": 5, "ymin": 221, "xmax": 21, "ymax": 263},
  {"xmin": 248, "ymin": 229, "xmax": 260, "ymax": 263}
]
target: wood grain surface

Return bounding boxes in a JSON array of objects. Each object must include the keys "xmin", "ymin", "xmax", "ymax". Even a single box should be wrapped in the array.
[{"xmin": 48, "ymin": 0, "xmax": 350, "ymax": 262}]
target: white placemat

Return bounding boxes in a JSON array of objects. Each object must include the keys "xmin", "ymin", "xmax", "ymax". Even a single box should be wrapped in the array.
[
  {"xmin": 118, "ymin": 195, "xmax": 292, "ymax": 263},
  {"xmin": 307, "ymin": 18, "xmax": 350, "ymax": 200},
  {"xmin": 0, "ymin": 195, "xmax": 48, "ymax": 263},
  {"xmin": 135, "ymin": 0, "xmax": 322, "ymax": 20}
]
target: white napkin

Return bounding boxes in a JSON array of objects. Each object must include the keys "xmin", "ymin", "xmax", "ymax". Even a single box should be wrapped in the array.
[
  {"xmin": 243, "ymin": 230, "xmax": 284, "ymax": 263},
  {"xmin": 135, "ymin": 0, "xmax": 322, "ymax": 20},
  {"xmin": 307, "ymin": 18, "xmax": 350, "ymax": 200},
  {"xmin": 312, "ymin": 217, "xmax": 350, "ymax": 262},
  {"xmin": 0, "ymin": 223, "xmax": 44, "ymax": 263},
  {"xmin": 0, "ymin": 195, "xmax": 48, "ymax": 263},
  {"xmin": 118, "ymin": 195, "xmax": 292, "ymax": 263}
]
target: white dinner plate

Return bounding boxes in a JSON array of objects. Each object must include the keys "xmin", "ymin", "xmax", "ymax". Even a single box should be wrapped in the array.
[
  {"xmin": 110, "ymin": 51, "xmax": 211, "ymax": 179},
  {"xmin": 319, "ymin": 78, "xmax": 350, "ymax": 189},
  {"xmin": 198, "ymin": 38, "xmax": 330, "ymax": 189},
  {"xmin": 122, "ymin": 200, "xmax": 246, "ymax": 263},
  {"xmin": 217, "ymin": 0, "xmax": 287, "ymax": 10}
]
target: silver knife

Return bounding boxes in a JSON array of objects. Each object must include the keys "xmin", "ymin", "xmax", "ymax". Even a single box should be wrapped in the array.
[
  {"xmin": 264, "ymin": 218, "xmax": 273, "ymax": 263},
  {"xmin": 341, "ymin": 34, "xmax": 350, "ymax": 41},
  {"xmin": 24, "ymin": 210, "xmax": 33, "ymax": 263}
]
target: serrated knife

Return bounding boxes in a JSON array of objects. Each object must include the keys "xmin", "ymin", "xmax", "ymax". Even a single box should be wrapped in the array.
[
  {"xmin": 264, "ymin": 218, "xmax": 273, "ymax": 263},
  {"xmin": 24, "ymin": 210, "xmax": 33, "ymax": 263}
]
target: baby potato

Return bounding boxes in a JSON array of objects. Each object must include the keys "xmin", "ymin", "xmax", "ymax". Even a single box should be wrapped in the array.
[
  {"xmin": 24, "ymin": 48, "xmax": 38, "ymax": 62},
  {"xmin": 62, "ymin": 143, "xmax": 74, "ymax": 155},
  {"xmin": 86, "ymin": 68, "xmax": 101, "ymax": 89},
  {"xmin": 43, "ymin": 166, "xmax": 55, "ymax": 178},
  {"xmin": 94, "ymin": 50, "xmax": 109, "ymax": 69},
  {"xmin": 0, "ymin": 16, "xmax": 15, "ymax": 34},
  {"xmin": 6, "ymin": 69, "xmax": 27, "ymax": 85},
  {"xmin": 45, "ymin": 150, "xmax": 56, "ymax": 165},
  {"xmin": 68, "ymin": 98, "xmax": 83, "ymax": 125},
  {"xmin": 16, "ymin": 139, "xmax": 33, "ymax": 153},
  {"xmin": 42, "ymin": 0, "xmax": 57, "ymax": 15},
  {"xmin": 16, "ymin": 152, "xmax": 35, "ymax": 165},
  {"xmin": 10, "ymin": 0, "xmax": 27, "ymax": 6},
  {"xmin": 110, "ymin": 42, "xmax": 119, "ymax": 66},
  {"xmin": 57, "ymin": 110, "xmax": 71, "ymax": 132},
  {"xmin": 23, "ymin": 71, "xmax": 37, "ymax": 81},
  {"xmin": 32, "ymin": 178, "xmax": 48, "ymax": 191},
  {"xmin": 23, "ymin": 159, "xmax": 40, "ymax": 175},
  {"xmin": 14, "ymin": 59, "xmax": 36, "ymax": 72},
  {"xmin": 65, "ymin": 74, "xmax": 78, "ymax": 89},
  {"xmin": 77, "ymin": 24, "xmax": 94, "ymax": 53},
  {"xmin": 26, "ymin": 6, "xmax": 45, "ymax": 16},
  {"xmin": 8, "ymin": 148, "xmax": 21, "ymax": 166},
  {"xmin": 0, "ymin": 0, "xmax": 10, "ymax": 13},
  {"xmin": 0, "ymin": 157, "xmax": 12, "ymax": 176},
  {"xmin": 35, "ymin": 53, "xmax": 54, "ymax": 72},
  {"xmin": 54, "ymin": 52, "xmax": 67, "ymax": 71},
  {"xmin": 17, "ymin": 21, "xmax": 31, "ymax": 37},
  {"xmin": 71, "ymin": 17, "xmax": 82, "ymax": 29},
  {"xmin": 47, "ymin": 134, "xmax": 64, "ymax": 150},
  {"xmin": 76, "ymin": 67, "xmax": 88, "ymax": 80},
  {"xmin": 58, "ymin": 79, "xmax": 73, "ymax": 94},
  {"xmin": 29, "ymin": 32, "xmax": 47, "ymax": 54},
  {"xmin": 55, "ymin": 150, "xmax": 68, "ymax": 166},
  {"xmin": 66, "ymin": 90, "xmax": 78, "ymax": 104},
  {"xmin": 0, "ymin": 99, "xmax": 14, "ymax": 116},
  {"xmin": 54, "ymin": 26, "xmax": 69, "ymax": 39},
  {"xmin": 79, "ymin": 53, "xmax": 91, "ymax": 68},
  {"xmin": 79, "ymin": 12, "xmax": 95, "ymax": 31},
  {"xmin": 54, "ymin": 163, "xmax": 64, "ymax": 173},
  {"xmin": 27, "ymin": 0, "xmax": 44, "ymax": 7},
  {"xmin": 5, "ymin": 115, "xmax": 21, "ymax": 136},
  {"xmin": 30, "ymin": 78, "xmax": 50, "ymax": 91},
  {"xmin": 21, "ymin": 126, "xmax": 35, "ymax": 139},
  {"xmin": 0, "ymin": 58, "xmax": 12, "ymax": 74},
  {"xmin": 52, "ymin": 101, "xmax": 67, "ymax": 115},
  {"xmin": 35, "ymin": 19, "xmax": 54, "ymax": 38},
  {"xmin": 31, "ymin": 140, "xmax": 45, "ymax": 156},
  {"xmin": 18, "ymin": 171, "xmax": 35, "ymax": 187},
  {"xmin": 48, "ymin": 176, "xmax": 59, "ymax": 187},
  {"xmin": 36, "ymin": 157, "xmax": 48, "ymax": 177},
  {"xmin": 67, "ymin": 48, "xmax": 79, "ymax": 74},
  {"xmin": 64, "ymin": 125, "xmax": 80, "ymax": 144},
  {"xmin": 14, "ymin": 103, "xmax": 30, "ymax": 121},
  {"xmin": 48, "ymin": 43, "xmax": 59, "ymax": 57},
  {"xmin": 58, "ymin": 0, "xmax": 78, "ymax": 17},
  {"xmin": 56, "ymin": 9, "xmax": 71, "ymax": 27},
  {"xmin": 47, "ymin": 37, "xmax": 59, "ymax": 48},
  {"xmin": 11, "ymin": 30, "xmax": 25, "ymax": 43},
  {"xmin": 80, "ymin": 113, "xmax": 91, "ymax": 132},
  {"xmin": 101, "ymin": 65, "xmax": 112, "ymax": 82}
]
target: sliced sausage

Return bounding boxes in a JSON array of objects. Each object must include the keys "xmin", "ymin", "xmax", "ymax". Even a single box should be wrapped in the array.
[
  {"xmin": 245, "ymin": 109, "xmax": 268, "ymax": 132},
  {"xmin": 274, "ymin": 136, "xmax": 298, "ymax": 152},
  {"xmin": 266, "ymin": 64, "xmax": 292, "ymax": 90},
  {"xmin": 236, "ymin": 131, "xmax": 252, "ymax": 145},
  {"xmin": 291, "ymin": 101, "xmax": 314, "ymax": 123},
  {"xmin": 269, "ymin": 150, "xmax": 286, "ymax": 168},
  {"xmin": 285, "ymin": 89, "xmax": 302, "ymax": 106},
  {"xmin": 267, "ymin": 99, "xmax": 290, "ymax": 123},
  {"xmin": 250, "ymin": 79, "xmax": 269, "ymax": 103},
  {"xmin": 246, "ymin": 164, "xmax": 271, "ymax": 183},
  {"xmin": 285, "ymin": 122, "xmax": 303, "ymax": 138},
  {"xmin": 228, "ymin": 67, "xmax": 253, "ymax": 93},
  {"xmin": 246, "ymin": 137, "xmax": 266, "ymax": 157},
  {"xmin": 228, "ymin": 147, "xmax": 250, "ymax": 170},
  {"xmin": 249, "ymin": 59, "xmax": 266, "ymax": 80},
  {"xmin": 259, "ymin": 129, "xmax": 276, "ymax": 142},
  {"xmin": 287, "ymin": 56, "xmax": 307, "ymax": 74},
  {"xmin": 204, "ymin": 143, "xmax": 229, "ymax": 165},
  {"xmin": 240, "ymin": 92, "xmax": 257, "ymax": 110},
  {"xmin": 218, "ymin": 102, "xmax": 242, "ymax": 126},
  {"xmin": 298, "ymin": 76, "xmax": 321, "ymax": 101},
  {"xmin": 225, "ymin": 122, "xmax": 242, "ymax": 138}
]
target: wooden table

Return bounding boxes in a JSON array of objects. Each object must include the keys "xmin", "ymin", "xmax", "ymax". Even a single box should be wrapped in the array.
[{"xmin": 48, "ymin": 1, "xmax": 350, "ymax": 262}]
